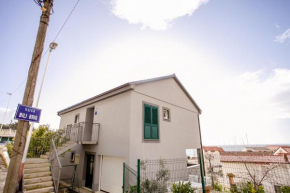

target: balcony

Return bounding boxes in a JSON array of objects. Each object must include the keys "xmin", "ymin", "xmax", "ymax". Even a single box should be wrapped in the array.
[{"xmin": 66, "ymin": 122, "xmax": 100, "ymax": 144}]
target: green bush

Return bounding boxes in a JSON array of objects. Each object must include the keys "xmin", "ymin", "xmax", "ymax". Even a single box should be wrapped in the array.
[
  {"xmin": 126, "ymin": 185, "xmax": 137, "ymax": 193},
  {"xmin": 214, "ymin": 182, "xmax": 223, "ymax": 191},
  {"xmin": 171, "ymin": 181, "xmax": 196, "ymax": 193},
  {"xmin": 281, "ymin": 186, "xmax": 290, "ymax": 193},
  {"xmin": 6, "ymin": 142, "xmax": 13, "ymax": 158},
  {"xmin": 230, "ymin": 182, "xmax": 264, "ymax": 193},
  {"xmin": 141, "ymin": 159, "xmax": 170, "ymax": 193}
]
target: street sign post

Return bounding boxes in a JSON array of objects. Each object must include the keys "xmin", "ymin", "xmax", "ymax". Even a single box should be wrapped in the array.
[{"xmin": 14, "ymin": 104, "xmax": 42, "ymax": 123}]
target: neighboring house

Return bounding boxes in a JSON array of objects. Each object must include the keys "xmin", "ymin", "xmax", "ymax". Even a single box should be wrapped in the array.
[
  {"xmin": 220, "ymin": 154, "xmax": 290, "ymax": 193},
  {"xmin": 0, "ymin": 128, "xmax": 16, "ymax": 142},
  {"xmin": 267, "ymin": 145, "xmax": 281, "ymax": 153},
  {"xmin": 274, "ymin": 146, "xmax": 290, "ymax": 155},
  {"xmin": 203, "ymin": 146, "xmax": 224, "ymax": 180},
  {"xmin": 242, "ymin": 147, "xmax": 272, "ymax": 152},
  {"xmin": 57, "ymin": 74, "xmax": 203, "ymax": 193}
]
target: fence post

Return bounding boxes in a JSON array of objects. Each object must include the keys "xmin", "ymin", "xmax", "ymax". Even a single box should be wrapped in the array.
[
  {"xmin": 123, "ymin": 162, "xmax": 125, "ymax": 193},
  {"xmin": 137, "ymin": 159, "xmax": 141, "ymax": 193},
  {"xmin": 199, "ymin": 151, "xmax": 206, "ymax": 193}
]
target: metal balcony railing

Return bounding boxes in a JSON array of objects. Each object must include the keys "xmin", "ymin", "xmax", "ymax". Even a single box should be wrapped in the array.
[{"xmin": 66, "ymin": 122, "xmax": 100, "ymax": 144}]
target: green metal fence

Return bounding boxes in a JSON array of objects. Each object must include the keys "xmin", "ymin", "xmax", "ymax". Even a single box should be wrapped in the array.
[
  {"xmin": 123, "ymin": 161, "xmax": 140, "ymax": 193},
  {"xmin": 123, "ymin": 157, "xmax": 206, "ymax": 193}
]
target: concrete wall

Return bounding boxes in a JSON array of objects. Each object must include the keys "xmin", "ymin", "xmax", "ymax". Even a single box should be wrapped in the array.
[
  {"xmin": 58, "ymin": 91, "xmax": 131, "ymax": 191},
  {"xmin": 129, "ymin": 78, "xmax": 201, "ymax": 167}
]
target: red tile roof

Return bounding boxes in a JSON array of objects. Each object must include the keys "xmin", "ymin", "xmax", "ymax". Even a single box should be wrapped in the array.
[
  {"xmin": 220, "ymin": 154, "xmax": 288, "ymax": 164},
  {"xmin": 280, "ymin": 147, "xmax": 290, "ymax": 153},
  {"xmin": 203, "ymin": 146, "xmax": 224, "ymax": 153}
]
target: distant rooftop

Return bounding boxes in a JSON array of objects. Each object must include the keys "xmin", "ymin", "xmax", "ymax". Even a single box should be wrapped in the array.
[
  {"xmin": 203, "ymin": 146, "xmax": 224, "ymax": 153},
  {"xmin": 221, "ymin": 154, "xmax": 289, "ymax": 164},
  {"xmin": 243, "ymin": 147, "xmax": 272, "ymax": 152}
]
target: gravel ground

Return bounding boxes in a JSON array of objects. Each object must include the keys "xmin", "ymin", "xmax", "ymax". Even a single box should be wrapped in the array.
[{"xmin": 0, "ymin": 154, "xmax": 8, "ymax": 193}]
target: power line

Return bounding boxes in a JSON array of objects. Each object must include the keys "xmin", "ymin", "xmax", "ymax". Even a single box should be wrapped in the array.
[{"xmin": 53, "ymin": 0, "xmax": 81, "ymax": 42}]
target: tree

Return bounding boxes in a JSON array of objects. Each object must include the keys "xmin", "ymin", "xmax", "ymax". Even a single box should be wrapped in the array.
[
  {"xmin": 27, "ymin": 124, "xmax": 64, "ymax": 158},
  {"xmin": 243, "ymin": 162, "xmax": 279, "ymax": 191},
  {"xmin": 204, "ymin": 154, "xmax": 223, "ymax": 188}
]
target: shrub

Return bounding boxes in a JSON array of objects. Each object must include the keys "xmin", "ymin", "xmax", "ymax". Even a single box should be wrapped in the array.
[
  {"xmin": 281, "ymin": 186, "xmax": 290, "ymax": 193},
  {"xmin": 230, "ymin": 182, "xmax": 265, "ymax": 193},
  {"xmin": 141, "ymin": 159, "xmax": 170, "ymax": 193},
  {"xmin": 126, "ymin": 185, "xmax": 137, "ymax": 193},
  {"xmin": 214, "ymin": 182, "xmax": 223, "ymax": 191},
  {"xmin": 171, "ymin": 181, "xmax": 196, "ymax": 193},
  {"xmin": 6, "ymin": 142, "xmax": 13, "ymax": 158}
]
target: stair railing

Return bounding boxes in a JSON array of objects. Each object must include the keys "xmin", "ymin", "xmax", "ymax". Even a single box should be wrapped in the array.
[{"xmin": 49, "ymin": 138, "xmax": 62, "ymax": 193}]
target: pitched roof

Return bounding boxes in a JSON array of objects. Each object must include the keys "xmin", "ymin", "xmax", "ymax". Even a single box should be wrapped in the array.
[
  {"xmin": 266, "ymin": 145, "xmax": 280, "ymax": 151},
  {"xmin": 58, "ymin": 74, "xmax": 201, "ymax": 115},
  {"xmin": 243, "ymin": 147, "xmax": 271, "ymax": 151},
  {"xmin": 275, "ymin": 146, "xmax": 290, "ymax": 153},
  {"xmin": 203, "ymin": 146, "xmax": 224, "ymax": 153},
  {"xmin": 220, "ymin": 154, "xmax": 288, "ymax": 164},
  {"xmin": 221, "ymin": 151, "xmax": 273, "ymax": 156}
]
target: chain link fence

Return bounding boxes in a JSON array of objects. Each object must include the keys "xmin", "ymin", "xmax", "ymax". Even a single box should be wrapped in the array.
[{"xmin": 204, "ymin": 152, "xmax": 290, "ymax": 192}]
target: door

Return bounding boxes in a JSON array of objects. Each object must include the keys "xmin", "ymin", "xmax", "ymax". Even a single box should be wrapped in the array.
[
  {"xmin": 84, "ymin": 107, "xmax": 94, "ymax": 141},
  {"xmin": 85, "ymin": 154, "xmax": 95, "ymax": 189},
  {"xmin": 101, "ymin": 156, "xmax": 124, "ymax": 193}
]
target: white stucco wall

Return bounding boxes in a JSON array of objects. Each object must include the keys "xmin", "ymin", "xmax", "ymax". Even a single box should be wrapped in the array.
[
  {"xmin": 58, "ymin": 91, "xmax": 131, "ymax": 190},
  {"xmin": 128, "ymin": 78, "xmax": 201, "ymax": 167}
]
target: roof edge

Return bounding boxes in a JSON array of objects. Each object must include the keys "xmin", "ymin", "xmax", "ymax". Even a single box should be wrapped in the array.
[{"xmin": 57, "ymin": 74, "xmax": 202, "ymax": 115}]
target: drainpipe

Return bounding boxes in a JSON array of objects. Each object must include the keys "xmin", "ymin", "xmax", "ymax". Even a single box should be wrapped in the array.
[
  {"xmin": 197, "ymin": 114, "xmax": 206, "ymax": 193},
  {"xmin": 98, "ymin": 155, "xmax": 103, "ymax": 192}
]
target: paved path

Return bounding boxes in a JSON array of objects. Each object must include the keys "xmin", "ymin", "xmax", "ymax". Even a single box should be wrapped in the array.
[{"xmin": 0, "ymin": 154, "xmax": 8, "ymax": 193}]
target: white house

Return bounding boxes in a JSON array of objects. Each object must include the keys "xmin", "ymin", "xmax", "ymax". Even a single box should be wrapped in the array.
[
  {"xmin": 274, "ymin": 146, "xmax": 290, "ymax": 155},
  {"xmin": 57, "ymin": 74, "xmax": 203, "ymax": 193}
]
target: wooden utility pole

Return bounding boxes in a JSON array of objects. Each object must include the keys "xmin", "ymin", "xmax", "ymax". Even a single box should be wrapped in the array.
[{"xmin": 4, "ymin": 1, "xmax": 53, "ymax": 192}]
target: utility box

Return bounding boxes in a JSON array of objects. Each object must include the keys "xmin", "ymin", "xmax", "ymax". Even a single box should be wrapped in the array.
[{"xmin": 74, "ymin": 154, "xmax": 80, "ymax": 165}]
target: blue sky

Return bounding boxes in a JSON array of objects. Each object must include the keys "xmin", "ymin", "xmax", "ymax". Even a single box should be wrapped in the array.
[{"xmin": 0, "ymin": 0, "xmax": 290, "ymax": 145}]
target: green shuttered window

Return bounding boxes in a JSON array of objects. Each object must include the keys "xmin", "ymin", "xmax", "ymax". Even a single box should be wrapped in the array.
[{"xmin": 144, "ymin": 104, "xmax": 159, "ymax": 140}]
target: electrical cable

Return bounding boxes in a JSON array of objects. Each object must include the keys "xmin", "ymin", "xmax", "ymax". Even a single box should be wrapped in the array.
[{"xmin": 52, "ymin": 0, "xmax": 81, "ymax": 42}]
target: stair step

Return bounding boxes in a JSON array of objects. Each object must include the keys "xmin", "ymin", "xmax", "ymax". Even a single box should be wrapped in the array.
[
  {"xmin": 25, "ymin": 158, "xmax": 49, "ymax": 164},
  {"xmin": 23, "ymin": 186, "xmax": 54, "ymax": 193},
  {"xmin": 45, "ymin": 152, "xmax": 50, "ymax": 156},
  {"xmin": 24, "ymin": 162, "xmax": 50, "ymax": 169},
  {"xmin": 24, "ymin": 181, "xmax": 53, "ymax": 191},
  {"xmin": 24, "ymin": 171, "xmax": 51, "ymax": 179},
  {"xmin": 24, "ymin": 176, "xmax": 52, "ymax": 185},
  {"xmin": 40, "ymin": 155, "xmax": 49, "ymax": 159},
  {"xmin": 24, "ymin": 167, "xmax": 50, "ymax": 174}
]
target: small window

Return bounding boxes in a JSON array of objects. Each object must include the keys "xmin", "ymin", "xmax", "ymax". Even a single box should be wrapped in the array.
[
  {"xmin": 163, "ymin": 108, "xmax": 170, "ymax": 121},
  {"xmin": 144, "ymin": 103, "xmax": 159, "ymax": 140},
  {"xmin": 70, "ymin": 151, "xmax": 75, "ymax": 162},
  {"xmin": 74, "ymin": 114, "xmax": 80, "ymax": 123}
]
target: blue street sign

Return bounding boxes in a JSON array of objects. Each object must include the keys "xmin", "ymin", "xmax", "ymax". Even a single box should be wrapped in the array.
[{"xmin": 14, "ymin": 104, "xmax": 42, "ymax": 123}]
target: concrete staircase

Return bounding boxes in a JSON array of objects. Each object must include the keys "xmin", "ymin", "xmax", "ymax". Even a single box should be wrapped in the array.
[
  {"xmin": 23, "ymin": 158, "xmax": 54, "ymax": 193},
  {"xmin": 23, "ymin": 141, "xmax": 76, "ymax": 193}
]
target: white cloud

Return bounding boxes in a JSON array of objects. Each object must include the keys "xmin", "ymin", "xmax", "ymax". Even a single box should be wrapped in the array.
[
  {"xmin": 109, "ymin": 0, "xmax": 208, "ymax": 30},
  {"xmin": 200, "ymin": 69, "xmax": 290, "ymax": 145},
  {"xmin": 275, "ymin": 28, "xmax": 290, "ymax": 43},
  {"xmin": 0, "ymin": 108, "xmax": 16, "ymax": 124}
]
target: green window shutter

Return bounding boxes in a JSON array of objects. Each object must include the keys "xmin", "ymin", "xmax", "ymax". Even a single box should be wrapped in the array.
[{"xmin": 144, "ymin": 104, "xmax": 159, "ymax": 140}]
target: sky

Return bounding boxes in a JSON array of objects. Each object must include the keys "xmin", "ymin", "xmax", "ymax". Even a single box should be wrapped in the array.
[{"xmin": 0, "ymin": 0, "xmax": 290, "ymax": 145}]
